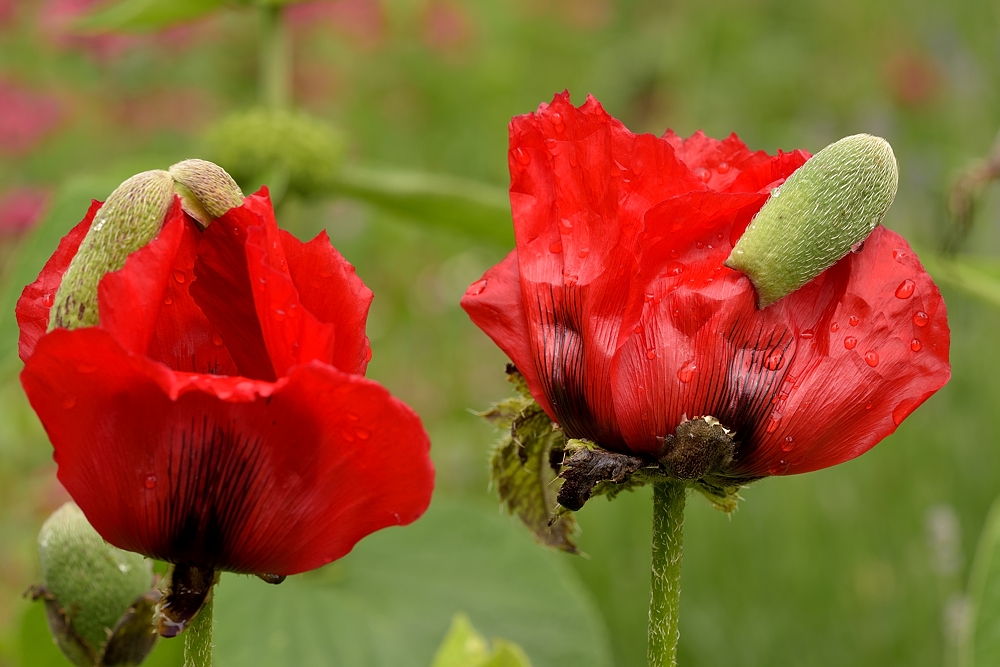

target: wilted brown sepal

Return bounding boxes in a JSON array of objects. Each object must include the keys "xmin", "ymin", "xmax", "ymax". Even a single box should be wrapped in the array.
[
  {"xmin": 156, "ymin": 564, "xmax": 218, "ymax": 638},
  {"xmin": 657, "ymin": 416, "xmax": 737, "ymax": 480},
  {"xmin": 27, "ymin": 585, "xmax": 99, "ymax": 667},
  {"xmin": 557, "ymin": 445, "xmax": 644, "ymax": 511},
  {"xmin": 100, "ymin": 589, "xmax": 160, "ymax": 666}
]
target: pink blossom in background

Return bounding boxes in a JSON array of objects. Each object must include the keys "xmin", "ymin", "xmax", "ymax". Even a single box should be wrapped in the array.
[
  {"xmin": 422, "ymin": 1, "xmax": 473, "ymax": 53},
  {"xmin": 40, "ymin": 0, "xmax": 141, "ymax": 59},
  {"xmin": 0, "ymin": 187, "xmax": 49, "ymax": 235},
  {"xmin": 0, "ymin": 0, "xmax": 17, "ymax": 29},
  {"xmin": 288, "ymin": 0, "xmax": 385, "ymax": 48},
  {"xmin": 0, "ymin": 81, "xmax": 62, "ymax": 156}
]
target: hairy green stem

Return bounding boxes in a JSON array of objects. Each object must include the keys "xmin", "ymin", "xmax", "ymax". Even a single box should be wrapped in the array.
[
  {"xmin": 183, "ymin": 595, "xmax": 214, "ymax": 667},
  {"xmin": 648, "ymin": 481, "xmax": 687, "ymax": 667},
  {"xmin": 259, "ymin": 4, "xmax": 291, "ymax": 110}
]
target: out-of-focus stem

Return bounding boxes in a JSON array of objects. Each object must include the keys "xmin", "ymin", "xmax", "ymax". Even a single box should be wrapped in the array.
[
  {"xmin": 648, "ymin": 481, "xmax": 687, "ymax": 667},
  {"xmin": 259, "ymin": 4, "xmax": 291, "ymax": 110}
]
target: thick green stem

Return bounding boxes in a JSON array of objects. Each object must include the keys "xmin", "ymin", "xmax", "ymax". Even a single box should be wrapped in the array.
[
  {"xmin": 183, "ymin": 595, "xmax": 214, "ymax": 667},
  {"xmin": 648, "ymin": 481, "xmax": 687, "ymax": 667},
  {"xmin": 259, "ymin": 4, "xmax": 291, "ymax": 110}
]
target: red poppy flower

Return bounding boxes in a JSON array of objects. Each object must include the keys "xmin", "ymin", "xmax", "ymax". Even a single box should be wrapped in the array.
[
  {"xmin": 462, "ymin": 92, "xmax": 950, "ymax": 478},
  {"xmin": 19, "ymin": 188, "xmax": 434, "ymax": 576}
]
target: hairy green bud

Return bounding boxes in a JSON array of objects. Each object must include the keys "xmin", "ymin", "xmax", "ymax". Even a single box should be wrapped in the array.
[
  {"xmin": 725, "ymin": 134, "xmax": 898, "ymax": 308},
  {"xmin": 169, "ymin": 159, "xmax": 244, "ymax": 227},
  {"xmin": 49, "ymin": 170, "xmax": 175, "ymax": 331}
]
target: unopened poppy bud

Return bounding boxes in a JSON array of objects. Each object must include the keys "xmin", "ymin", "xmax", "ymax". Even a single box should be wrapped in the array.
[
  {"xmin": 168, "ymin": 159, "xmax": 245, "ymax": 228},
  {"xmin": 725, "ymin": 134, "xmax": 898, "ymax": 308},
  {"xmin": 30, "ymin": 502, "xmax": 157, "ymax": 667},
  {"xmin": 208, "ymin": 108, "xmax": 345, "ymax": 196},
  {"xmin": 49, "ymin": 170, "xmax": 175, "ymax": 331}
]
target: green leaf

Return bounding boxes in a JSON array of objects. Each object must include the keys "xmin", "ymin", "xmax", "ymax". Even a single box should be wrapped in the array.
[
  {"xmin": 431, "ymin": 614, "xmax": 531, "ymax": 667},
  {"xmin": 75, "ymin": 0, "xmax": 227, "ymax": 33},
  {"xmin": 961, "ymin": 495, "xmax": 1000, "ymax": 667},
  {"xmin": 916, "ymin": 250, "xmax": 1000, "ymax": 311},
  {"xmin": 211, "ymin": 500, "xmax": 613, "ymax": 667},
  {"xmin": 330, "ymin": 166, "xmax": 513, "ymax": 247}
]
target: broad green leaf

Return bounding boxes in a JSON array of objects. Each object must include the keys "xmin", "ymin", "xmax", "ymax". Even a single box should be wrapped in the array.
[
  {"xmin": 0, "ymin": 173, "xmax": 131, "ymax": 378},
  {"xmin": 330, "ymin": 166, "xmax": 513, "ymax": 247},
  {"xmin": 431, "ymin": 614, "xmax": 531, "ymax": 667},
  {"xmin": 916, "ymin": 250, "xmax": 1000, "ymax": 311},
  {"xmin": 212, "ymin": 499, "xmax": 613, "ymax": 667},
  {"xmin": 961, "ymin": 494, "xmax": 1000, "ymax": 667},
  {"xmin": 75, "ymin": 0, "xmax": 227, "ymax": 33}
]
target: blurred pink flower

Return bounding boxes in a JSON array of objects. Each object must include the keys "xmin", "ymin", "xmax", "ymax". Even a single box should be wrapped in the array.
[
  {"xmin": 41, "ymin": 0, "xmax": 141, "ymax": 59},
  {"xmin": 0, "ymin": 187, "xmax": 49, "ymax": 235},
  {"xmin": 0, "ymin": 81, "xmax": 62, "ymax": 156},
  {"xmin": 288, "ymin": 0, "xmax": 384, "ymax": 48},
  {"xmin": 0, "ymin": 0, "xmax": 17, "ymax": 29},
  {"xmin": 422, "ymin": 1, "xmax": 473, "ymax": 53}
]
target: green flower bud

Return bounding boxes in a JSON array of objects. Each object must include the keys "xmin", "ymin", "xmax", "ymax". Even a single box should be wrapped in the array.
[
  {"xmin": 49, "ymin": 170, "xmax": 175, "ymax": 331},
  {"xmin": 207, "ymin": 108, "xmax": 345, "ymax": 197},
  {"xmin": 725, "ymin": 134, "xmax": 898, "ymax": 308},
  {"xmin": 31, "ymin": 502, "xmax": 157, "ymax": 667},
  {"xmin": 169, "ymin": 159, "xmax": 245, "ymax": 228}
]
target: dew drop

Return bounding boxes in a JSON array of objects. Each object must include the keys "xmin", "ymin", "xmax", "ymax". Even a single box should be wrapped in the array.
[
  {"xmin": 865, "ymin": 351, "xmax": 879, "ymax": 367},
  {"xmin": 274, "ymin": 309, "xmax": 285, "ymax": 321},
  {"xmin": 61, "ymin": 395, "xmax": 76, "ymax": 410},
  {"xmin": 163, "ymin": 295, "xmax": 173, "ymax": 306},
  {"xmin": 578, "ymin": 248, "xmax": 590, "ymax": 258},
  {"xmin": 849, "ymin": 315, "xmax": 860, "ymax": 327},
  {"xmin": 892, "ymin": 248, "xmax": 906, "ymax": 261},
  {"xmin": 467, "ymin": 279, "xmax": 487, "ymax": 296},
  {"xmin": 41, "ymin": 293, "xmax": 53, "ymax": 307},
  {"xmin": 782, "ymin": 436, "xmax": 794, "ymax": 452},
  {"xmin": 717, "ymin": 161, "xmax": 730, "ymax": 174},
  {"xmin": 76, "ymin": 363, "xmax": 96, "ymax": 374},
  {"xmin": 549, "ymin": 241, "xmax": 563, "ymax": 254},
  {"xmin": 800, "ymin": 329, "xmax": 815, "ymax": 340},
  {"xmin": 144, "ymin": 475, "xmax": 156, "ymax": 490},
  {"xmin": 766, "ymin": 415, "xmax": 782, "ymax": 433},
  {"xmin": 913, "ymin": 311, "xmax": 929, "ymax": 327},
  {"xmin": 676, "ymin": 361, "xmax": 697, "ymax": 383},
  {"xmin": 341, "ymin": 429, "xmax": 357, "ymax": 443},
  {"xmin": 646, "ymin": 348, "xmax": 656, "ymax": 360},
  {"xmin": 634, "ymin": 324, "xmax": 642, "ymax": 334},
  {"xmin": 355, "ymin": 427, "xmax": 371, "ymax": 440},
  {"xmin": 844, "ymin": 336, "xmax": 857, "ymax": 350},
  {"xmin": 892, "ymin": 399, "xmax": 916, "ymax": 426},
  {"xmin": 768, "ymin": 460, "xmax": 790, "ymax": 475},
  {"xmin": 830, "ymin": 321, "xmax": 839, "ymax": 332},
  {"xmin": 695, "ymin": 241, "xmax": 704, "ymax": 249},
  {"xmin": 765, "ymin": 353, "xmax": 784, "ymax": 371},
  {"xmin": 514, "ymin": 148, "xmax": 531, "ymax": 165},
  {"xmin": 365, "ymin": 347, "xmax": 373, "ymax": 362},
  {"xmin": 669, "ymin": 248, "xmax": 680, "ymax": 259},
  {"xmin": 667, "ymin": 261, "xmax": 684, "ymax": 276},
  {"xmin": 211, "ymin": 332, "xmax": 224, "ymax": 347},
  {"xmin": 910, "ymin": 338, "xmax": 922, "ymax": 352},
  {"xmin": 694, "ymin": 167, "xmax": 711, "ymax": 182},
  {"xmin": 644, "ymin": 293, "xmax": 654, "ymax": 303},
  {"xmin": 894, "ymin": 279, "xmax": 915, "ymax": 299},
  {"xmin": 173, "ymin": 270, "xmax": 186, "ymax": 284},
  {"xmin": 672, "ymin": 308, "xmax": 680, "ymax": 318},
  {"xmin": 346, "ymin": 412, "xmax": 360, "ymax": 422},
  {"xmin": 865, "ymin": 402, "xmax": 873, "ymax": 410}
]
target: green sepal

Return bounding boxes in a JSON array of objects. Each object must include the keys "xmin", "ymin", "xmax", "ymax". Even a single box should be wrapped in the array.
[
  {"xmin": 34, "ymin": 503, "xmax": 156, "ymax": 666},
  {"xmin": 483, "ymin": 369, "xmax": 577, "ymax": 553},
  {"xmin": 726, "ymin": 133, "xmax": 898, "ymax": 308},
  {"xmin": 169, "ymin": 159, "xmax": 245, "ymax": 227},
  {"xmin": 431, "ymin": 614, "xmax": 533, "ymax": 667},
  {"xmin": 49, "ymin": 170, "xmax": 175, "ymax": 331}
]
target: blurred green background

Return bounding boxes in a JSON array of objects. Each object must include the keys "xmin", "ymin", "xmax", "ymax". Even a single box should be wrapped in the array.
[{"xmin": 1, "ymin": 0, "xmax": 999, "ymax": 665}]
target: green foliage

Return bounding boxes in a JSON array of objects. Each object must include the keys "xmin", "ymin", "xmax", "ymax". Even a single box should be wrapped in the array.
[
  {"xmin": 919, "ymin": 251, "xmax": 1000, "ymax": 312},
  {"xmin": 431, "ymin": 614, "xmax": 532, "ymax": 667},
  {"xmin": 483, "ymin": 373, "xmax": 576, "ymax": 553},
  {"xmin": 211, "ymin": 500, "xmax": 612, "ymax": 667},
  {"xmin": 960, "ymin": 495, "xmax": 1000, "ymax": 666},
  {"xmin": 75, "ymin": 0, "xmax": 228, "ymax": 33}
]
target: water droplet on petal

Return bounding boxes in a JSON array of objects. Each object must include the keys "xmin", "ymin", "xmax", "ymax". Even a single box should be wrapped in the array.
[
  {"xmin": 346, "ymin": 412, "xmax": 360, "ymax": 421},
  {"xmin": 341, "ymin": 429, "xmax": 356, "ymax": 443},
  {"xmin": 765, "ymin": 353, "xmax": 783, "ymax": 371},
  {"xmin": 800, "ymin": 329, "xmax": 815, "ymax": 340},
  {"xmin": 61, "ymin": 395, "xmax": 76, "ymax": 409},
  {"xmin": 892, "ymin": 248, "xmax": 906, "ymax": 261},
  {"xmin": 144, "ymin": 475, "xmax": 156, "ymax": 490},
  {"xmin": 892, "ymin": 399, "xmax": 916, "ymax": 426},
  {"xmin": 717, "ymin": 162, "xmax": 730, "ymax": 174},
  {"xmin": 766, "ymin": 415, "xmax": 782, "ymax": 433},
  {"xmin": 895, "ymin": 279, "xmax": 915, "ymax": 299},
  {"xmin": 844, "ymin": 336, "xmax": 857, "ymax": 350},
  {"xmin": 849, "ymin": 316, "xmax": 860, "ymax": 327},
  {"xmin": 173, "ymin": 270, "xmax": 186, "ymax": 284},
  {"xmin": 549, "ymin": 241, "xmax": 562, "ymax": 254},
  {"xmin": 782, "ymin": 436, "xmax": 794, "ymax": 452},
  {"xmin": 667, "ymin": 262, "xmax": 684, "ymax": 276},
  {"xmin": 768, "ymin": 460, "xmax": 790, "ymax": 475},
  {"xmin": 42, "ymin": 293, "xmax": 53, "ymax": 307},
  {"xmin": 514, "ymin": 148, "xmax": 531, "ymax": 165},
  {"xmin": 633, "ymin": 324, "xmax": 642, "ymax": 334},
  {"xmin": 676, "ymin": 361, "xmax": 696, "ymax": 383},
  {"xmin": 695, "ymin": 241, "xmax": 704, "ymax": 249},
  {"xmin": 669, "ymin": 248, "xmax": 679, "ymax": 259},
  {"xmin": 830, "ymin": 321, "xmax": 840, "ymax": 332},
  {"xmin": 644, "ymin": 293, "xmax": 654, "ymax": 303},
  {"xmin": 913, "ymin": 311, "xmax": 929, "ymax": 327},
  {"xmin": 646, "ymin": 348, "xmax": 656, "ymax": 360},
  {"xmin": 694, "ymin": 167, "xmax": 711, "ymax": 182},
  {"xmin": 578, "ymin": 248, "xmax": 589, "ymax": 258},
  {"xmin": 274, "ymin": 309, "xmax": 285, "ymax": 321},
  {"xmin": 163, "ymin": 295, "xmax": 173, "ymax": 306},
  {"xmin": 910, "ymin": 338, "xmax": 921, "ymax": 352},
  {"xmin": 355, "ymin": 427, "xmax": 371, "ymax": 440},
  {"xmin": 865, "ymin": 351, "xmax": 879, "ymax": 367},
  {"xmin": 467, "ymin": 279, "xmax": 487, "ymax": 296},
  {"xmin": 211, "ymin": 332, "xmax": 224, "ymax": 346}
]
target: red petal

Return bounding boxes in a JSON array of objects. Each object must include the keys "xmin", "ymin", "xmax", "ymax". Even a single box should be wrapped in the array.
[
  {"xmin": 281, "ymin": 229, "xmax": 373, "ymax": 375},
  {"xmin": 16, "ymin": 200, "xmax": 98, "ymax": 361},
  {"xmin": 21, "ymin": 328, "xmax": 434, "ymax": 575}
]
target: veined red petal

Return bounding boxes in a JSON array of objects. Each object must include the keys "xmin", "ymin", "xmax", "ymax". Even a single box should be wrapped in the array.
[
  {"xmin": 16, "ymin": 200, "xmax": 98, "ymax": 361},
  {"xmin": 21, "ymin": 327, "xmax": 434, "ymax": 575}
]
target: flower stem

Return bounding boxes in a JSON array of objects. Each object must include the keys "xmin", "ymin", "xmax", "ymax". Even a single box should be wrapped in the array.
[
  {"xmin": 648, "ymin": 481, "xmax": 687, "ymax": 667},
  {"xmin": 259, "ymin": 4, "xmax": 291, "ymax": 110},
  {"xmin": 183, "ymin": 594, "xmax": 215, "ymax": 667}
]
